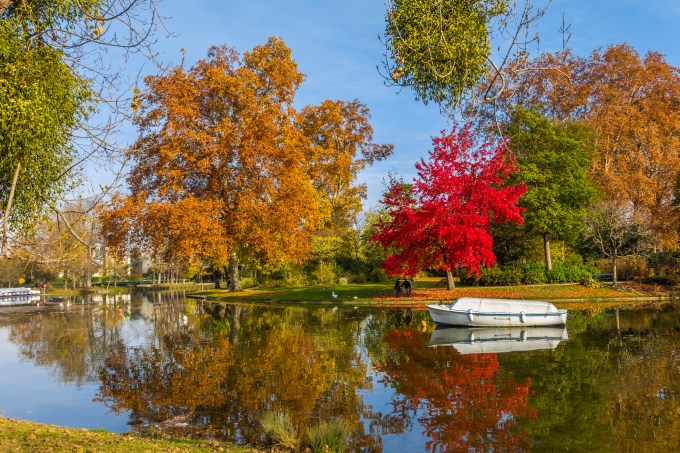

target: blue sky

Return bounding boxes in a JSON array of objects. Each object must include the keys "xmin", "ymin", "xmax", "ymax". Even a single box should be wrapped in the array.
[{"xmin": 108, "ymin": 0, "xmax": 680, "ymax": 208}]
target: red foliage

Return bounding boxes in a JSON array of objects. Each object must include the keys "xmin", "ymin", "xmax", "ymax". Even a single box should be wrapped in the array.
[{"xmin": 372, "ymin": 125, "xmax": 525, "ymax": 278}]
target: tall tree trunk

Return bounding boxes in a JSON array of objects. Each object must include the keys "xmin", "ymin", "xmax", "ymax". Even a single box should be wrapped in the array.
[
  {"xmin": 612, "ymin": 257, "xmax": 618, "ymax": 285},
  {"xmin": 214, "ymin": 267, "xmax": 222, "ymax": 289},
  {"xmin": 84, "ymin": 246, "xmax": 93, "ymax": 287},
  {"xmin": 229, "ymin": 252, "xmax": 241, "ymax": 291},
  {"xmin": 543, "ymin": 232, "xmax": 553, "ymax": 271},
  {"xmin": 446, "ymin": 269, "xmax": 455, "ymax": 290},
  {"xmin": 2, "ymin": 160, "xmax": 21, "ymax": 257}
]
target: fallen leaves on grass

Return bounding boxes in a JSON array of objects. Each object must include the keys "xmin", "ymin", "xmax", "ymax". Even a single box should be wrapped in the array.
[{"xmin": 371, "ymin": 285, "xmax": 635, "ymax": 303}]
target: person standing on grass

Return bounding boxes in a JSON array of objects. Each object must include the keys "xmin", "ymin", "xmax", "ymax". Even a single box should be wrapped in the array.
[
  {"xmin": 403, "ymin": 278, "xmax": 412, "ymax": 296},
  {"xmin": 394, "ymin": 278, "xmax": 402, "ymax": 297}
]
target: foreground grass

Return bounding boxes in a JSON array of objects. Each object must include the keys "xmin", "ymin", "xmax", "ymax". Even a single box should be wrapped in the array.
[
  {"xmin": 192, "ymin": 278, "xmax": 662, "ymax": 309},
  {"xmin": 0, "ymin": 418, "xmax": 257, "ymax": 453}
]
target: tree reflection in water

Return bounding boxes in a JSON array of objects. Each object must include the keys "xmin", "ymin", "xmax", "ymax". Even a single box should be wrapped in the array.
[
  {"xmin": 5, "ymin": 294, "xmax": 133, "ymax": 385},
  {"xmin": 372, "ymin": 327, "xmax": 535, "ymax": 452},
  {"xmin": 96, "ymin": 302, "xmax": 374, "ymax": 449}
]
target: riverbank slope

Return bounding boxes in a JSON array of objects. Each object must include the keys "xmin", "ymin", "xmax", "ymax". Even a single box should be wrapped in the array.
[{"xmin": 0, "ymin": 418, "xmax": 258, "ymax": 452}]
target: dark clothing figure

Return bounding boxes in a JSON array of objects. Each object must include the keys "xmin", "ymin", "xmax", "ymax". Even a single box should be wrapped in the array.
[
  {"xmin": 394, "ymin": 278, "xmax": 402, "ymax": 297},
  {"xmin": 403, "ymin": 279, "xmax": 412, "ymax": 297}
]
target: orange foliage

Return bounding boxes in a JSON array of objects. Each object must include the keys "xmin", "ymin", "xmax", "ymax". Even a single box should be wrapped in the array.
[
  {"xmin": 299, "ymin": 99, "xmax": 393, "ymax": 229},
  {"xmin": 100, "ymin": 38, "xmax": 391, "ymax": 268}
]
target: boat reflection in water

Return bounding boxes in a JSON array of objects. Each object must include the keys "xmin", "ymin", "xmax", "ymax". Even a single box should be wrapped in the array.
[{"xmin": 429, "ymin": 326, "xmax": 569, "ymax": 354}]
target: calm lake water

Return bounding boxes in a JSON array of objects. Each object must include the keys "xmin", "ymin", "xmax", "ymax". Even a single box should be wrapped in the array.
[{"xmin": 0, "ymin": 292, "xmax": 679, "ymax": 452}]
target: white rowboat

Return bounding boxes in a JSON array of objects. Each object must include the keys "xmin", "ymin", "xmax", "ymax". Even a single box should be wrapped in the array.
[
  {"xmin": 0, "ymin": 287, "xmax": 41, "ymax": 298},
  {"xmin": 427, "ymin": 297, "xmax": 567, "ymax": 327}
]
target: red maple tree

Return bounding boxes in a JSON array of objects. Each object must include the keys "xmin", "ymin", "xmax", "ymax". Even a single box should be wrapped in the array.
[{"xmin": 372, "ymin": 125, "xmax": 525, "ymax": 288}]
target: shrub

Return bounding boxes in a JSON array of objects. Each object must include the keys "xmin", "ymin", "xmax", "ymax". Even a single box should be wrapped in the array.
[
  {"xmin": 239, "ymin": 277, "xmax": 256, "ymax": 288},
  {"xmin": 338, "ymin": 277, "xmax": 348, "ymax": 285},
  {"xmin": 368, "ymin": 267, "xmax": 388, "ymax": 283},
  {"xmin": 261, "ymin": 412, "xmax": 301, "ymax": 452},
  {"xmin": 521, "ymin": 264, "xmax": 547, "ymax": 284},
  {"xmin": 547, "ymin": 263, "xmax": 598, "ymax": 284},
  {"xmin": 461, "ymin": 263, "xmax": 598, "ymax": 286},
  {"xmin": 474, "ymin": 267, "xmax": 502, "ymax": 286},
  {"xmin": 546, "ymin": 266, "xmax": 567, "ymax": 283},
  {"xmin": 580, "ymin": 275, "xmax": 601, "ymax": 288},
  {"xmin": 473, "ymin": 267, "xmax": 522, "ymax": 286},
  {"xmin": 348, "ymin": 273, "xmax": 368, "ymax": 284},
  {"xmin": 311, "ymin": 266, "xmax": 337, "ymax": 286},
  {"xmin": 308, "ymin": 419, "xmax": 351, "ymax": 453}
]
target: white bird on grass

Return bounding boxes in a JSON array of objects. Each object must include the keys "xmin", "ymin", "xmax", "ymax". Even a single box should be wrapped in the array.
[{"xmin": 331, "ymin": 292, "xmax": 338, "ymax": 298}]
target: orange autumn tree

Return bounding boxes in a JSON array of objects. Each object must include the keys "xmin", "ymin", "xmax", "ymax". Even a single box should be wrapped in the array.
[
  {"xmin": 471, "ymin": 44, "xmax": 680, "ymax": 249},
  {"xmin": 298, "ymin": 99, "xmax": 394, "ymax": 230},
  {"xmin": 100, "ymin": 38, "xmax": 392, "ymax": 287}
]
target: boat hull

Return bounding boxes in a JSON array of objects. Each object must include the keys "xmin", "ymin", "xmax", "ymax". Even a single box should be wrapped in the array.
[
  {"xmin": 0, "ymin": 287, "xmax": 41, "ymax": 298},
  {"xmin": 427, "ymin": 299, "xmax": 567, "ymax": 327}
]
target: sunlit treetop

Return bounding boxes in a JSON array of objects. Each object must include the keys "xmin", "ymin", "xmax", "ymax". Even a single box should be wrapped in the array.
[{"xmin": 384, "ymin": 0, "xmax": 508, "ymax": 110}]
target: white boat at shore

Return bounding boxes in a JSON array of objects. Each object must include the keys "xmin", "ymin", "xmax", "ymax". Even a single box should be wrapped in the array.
[
  {"xmin": 0, "ymin": 294, "xmax": 41, "ymax": 306},
  {"xmin": 428, "ymin": 326, "xmax": 569, "ymax": 354},
  {"xmin": 427, "ymin": 297, "xmax": 567, "ymax": 327},
  {"xmin": 0, "ymin": 287, "xmax": 41, "ymax": 298}
]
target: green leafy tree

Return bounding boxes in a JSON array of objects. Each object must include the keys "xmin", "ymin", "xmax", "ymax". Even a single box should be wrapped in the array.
[
  {"xmin": 1, "ymin": 0, "xmax": 162, "ymax": 258},
  {"xmin": 0, "ymin": 23, "xmax": 91, "ymax": 257},
  {"xmin": 506, "ymin": 107, "xmax": 598, "ymax": 270},
  {"xmin": 383, "ymin": 0, "xmax": 551, "ymax": 114}
]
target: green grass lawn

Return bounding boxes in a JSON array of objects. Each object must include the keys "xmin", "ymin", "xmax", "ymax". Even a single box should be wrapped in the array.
[
  {"xmin": 191, "ymin": 277, "xmax": 657, "ymax": 307},
  {"xmin": 0, "ymin": 418, "xmax": 257, "ymax": 453}
]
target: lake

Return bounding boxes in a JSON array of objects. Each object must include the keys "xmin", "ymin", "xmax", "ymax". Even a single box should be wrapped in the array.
[{"xmin": 0, "ymin": 292, "xmax": 679, "ymax": 451}]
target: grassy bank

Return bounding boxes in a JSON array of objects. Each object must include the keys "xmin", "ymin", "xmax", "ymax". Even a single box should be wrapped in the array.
[
  {"xmin": 190, "ymin": 278, "xmax": 670, "ymax": 309},
  {"xmin": 0, "ymin": 418, "xmax": 257, "ymax": 452}
]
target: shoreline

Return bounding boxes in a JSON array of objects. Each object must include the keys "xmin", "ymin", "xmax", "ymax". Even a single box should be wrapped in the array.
[{"xmin": 0, "ymin": 417, "xmax": 256, "ymax": 452}]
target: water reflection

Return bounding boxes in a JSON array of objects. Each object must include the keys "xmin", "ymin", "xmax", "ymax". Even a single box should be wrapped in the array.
[
  {"xmin": 372, "ymin": 326, "xmax": 536, "ymax": 451},
  {"xmin": 0, "ymin": 295, "xmax": 679, "ymax": 451},
  {"xmin": 429, "ymin": 326, "xmax": 569, "ymax": 354}
]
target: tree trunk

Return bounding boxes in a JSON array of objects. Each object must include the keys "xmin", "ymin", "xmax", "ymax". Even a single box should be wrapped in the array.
[
  {"xmin": 229, "ymin": 252, "xmax": 241, "ymax": 291},
  {"xmin": 214, "ymin": 267, "xmax": 222, "ymax": 289},
  {"xmin": 2, "ymin": 160, "xmax": 21, "ymax": 257},
  {"xmin": 446, "ymin": 269, "xmax": 455, "ymax": 290},
  {"xmin": 612, "ymin": 257, "xmax": 618, "ymax": 285},
  {"xmin": 84, "ymin": 246, "xmax": 93, "ymax": 287},
  {"xmin": 543, "ymin": 232, "xmax": 553, "ymax": 271}
]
